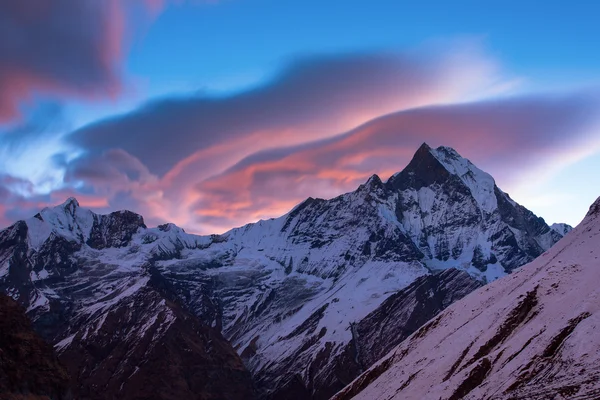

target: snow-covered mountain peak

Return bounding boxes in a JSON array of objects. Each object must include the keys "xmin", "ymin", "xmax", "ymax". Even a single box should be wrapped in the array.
[
  {"xmin": 429, "ymin": 145, "xmax": 498, "ymax": 213},
  {"xmin": 357, "ymin": 173, "xmax": 385, "ymax": 195},
  {"xmin": 364, "ymin": 173, "xmax": 383, "ymax": 187},
  {"xmin": 27, "ymin": 198, "xmax": 95, "ymax": 249},
  {"xmin": 386, "ymin": 142, "xmax": 452, "ymax": 191},
  {"xmin": 386, "ymin": 143, "xmax": 498, "ymax": 213},
  {"xmin": 157, "ymin": 222, "xmax": 184, "ymax": 233},
  {"xmin": 59, "ymin": 196, "xmax": 80, "ymax": 213},
  {"xmin": 18, "ymin": 198, "xmax": 152, "ymax": 251},
  {"xmin": 550, "ymin": 222, "xmax": 573, "ymax": 236}
]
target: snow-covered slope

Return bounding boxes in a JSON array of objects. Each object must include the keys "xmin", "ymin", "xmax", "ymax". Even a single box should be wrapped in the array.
[
  {"xmin": 0, "ymin": 144, "xmax": 567, "ymax": 399},
  {"xmin": 333, "ymin": 196, "xmax": 600, "ymax": 400}
]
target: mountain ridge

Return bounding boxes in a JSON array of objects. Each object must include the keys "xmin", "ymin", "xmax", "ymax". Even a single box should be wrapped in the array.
[{"xmin": 0, "ymin": 143, "xmax": 569, "ymax": 399}]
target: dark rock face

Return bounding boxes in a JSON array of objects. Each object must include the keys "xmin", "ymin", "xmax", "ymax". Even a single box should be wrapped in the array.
[
  {"xmin": 0, "ymin": 294, "xmax": 71, "ymax": 400},
  {"xmin": 493, "ymin": 187, "xmax": 560, "ymax": 271},
  {"xmin": 58, "ymin": 287, "xmax": 255, "ymax": 400},
  {"xmin": 350, "ymin": 269, "xmax": 482, "ymax": 369},
  {"xmin": 388, "ymin": 143, "xmax": 455, "ymax": 191},
  {"xmin": 87, "ymin": 210, "xmax": 146, "ymax": 249}
]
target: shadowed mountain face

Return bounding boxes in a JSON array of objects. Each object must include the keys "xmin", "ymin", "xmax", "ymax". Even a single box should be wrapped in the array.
[
  {"xmin": 0, "ymin": 294, "xmax": 71, "ymax": 400},
  {"xmin": 257, "ymin": 268, "xmax": 482, "ymax": 400},
  {"xmin": 333, "ymin": 196, "xmax": 600, "ymax": 400},
  {"xmin": 0, "ymin": 144, "xmax": 565, "ymax": 399},
  {"xmin": 57, "ymin": 284, "xmax": 255, "ymax": 400}
]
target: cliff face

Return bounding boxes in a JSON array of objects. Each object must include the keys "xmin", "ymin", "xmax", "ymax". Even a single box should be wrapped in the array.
[{"xmin": 0, "ymin": 294, "xmax": 71, "ymax": 400}]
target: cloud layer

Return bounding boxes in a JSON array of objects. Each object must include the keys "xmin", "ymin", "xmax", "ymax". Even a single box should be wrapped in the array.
[
  {"xmin": 64, "ymin": 48, "xmax": 599, "ymax": 233},
  {"xmin": 0, "ymin": 35, "xmax": 598, "ymax": 233},
  {"xmin": 198, "ymin": 93, "xmax": 600, "ymax": 228},
  {"xmin": 0, "ymin": 1, "xmax": 128, "ymax": 120},
  {"xmin": 70, "ymin": 45, "xmax": 507, "ymax": 176}
]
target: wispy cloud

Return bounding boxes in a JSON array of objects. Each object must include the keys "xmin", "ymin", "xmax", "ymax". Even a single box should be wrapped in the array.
[
  {"xmin": 187, "ymin": 92, "xmax": 600, "ymax": 232},
  {"xmin": 69, "ymin": 42, "xmax": 512, "ymax": 176}
]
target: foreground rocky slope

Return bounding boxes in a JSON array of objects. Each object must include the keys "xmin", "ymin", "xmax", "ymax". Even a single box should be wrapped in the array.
[
  {"xmin": 334, "ymin": 196, "xmax": 600, "ymax": 400},
  {"xmin": 56, "ymin": 280, "xmax": 255, "ymax": 400},
  {"xmin": 0, "ymin": 144, "xmax": 566, "ymax": 398},
  {"xmin": 0, "ymin": 294, "xmax": 70, "ymax": 400}
]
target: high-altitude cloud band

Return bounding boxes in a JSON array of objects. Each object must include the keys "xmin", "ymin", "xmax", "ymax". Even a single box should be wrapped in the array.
[
  {"xmin": 0, "ymin": 34, "xmax": 598, "ymax": 233},
  {"xmin": 70, "ymin": 45, "xmax": 506, "ymax": 176}
]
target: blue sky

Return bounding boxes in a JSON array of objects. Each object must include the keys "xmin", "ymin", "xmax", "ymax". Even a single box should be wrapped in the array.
[
  {"xmin": 0, "ymin": 0, "xmax": 599, "ymax": 232},
  {"xmin": 128, "ymin": 1, "xmax": 600, "ymax": 91}
]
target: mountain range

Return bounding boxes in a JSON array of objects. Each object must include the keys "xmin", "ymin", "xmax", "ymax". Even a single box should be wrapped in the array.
[{"xmin": 0, "ymin": 143, "xmax": 572, "ymax": 399}]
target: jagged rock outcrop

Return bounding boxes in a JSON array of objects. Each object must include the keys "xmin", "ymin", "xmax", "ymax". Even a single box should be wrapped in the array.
[
  {"xmin": 333, "ymin": 196, "xmax": 600, "ymax": 400},
  {"xmin": 0, "ymin": 144, "xmax": 567, "ymax": 399}
]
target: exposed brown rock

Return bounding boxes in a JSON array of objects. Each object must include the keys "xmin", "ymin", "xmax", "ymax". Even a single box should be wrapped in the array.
[
  {"xmin": 0, "ymin": 294, "xmax": 71, "ymax": 400},
  {"xmin": 58, "ymin": 288, "xmax": 255, "ymax": 400},
  {"xmin": 464, "ymin": 287, "xmax": 538, "ymax": 371},
  {"xmin": 448, "ymin": 358, "xmax": 492, "ymax": 400},
  {"xmin": 542, "ymin": 312, "xmax": 591, "ymax": 358}
]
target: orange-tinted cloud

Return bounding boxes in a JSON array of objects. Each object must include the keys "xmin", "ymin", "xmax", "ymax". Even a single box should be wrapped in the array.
[
  {"xmin": 186, "ymin": 93, "xmax": 600, "ymax": 232},
  {"xmin": 48, "ymin": 42, "xmax": 597, "ymax": 234},
  {"xmin": 2, "ymin": 92, "xmax": 598, "ymax": 233},
  {"xmin": 57, "ymin": 92, "xmax": 599, "ymax": 235}
]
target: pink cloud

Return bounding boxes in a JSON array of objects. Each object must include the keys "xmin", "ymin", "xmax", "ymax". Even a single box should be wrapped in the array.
[
  {"xmin": 71, "ymin": 43, "xmax": 510, "ymax": 176},
  {"xmin": 2, "ymin": 91, "xmax": 597, "ymax": 234},
  {"xmin": 0, "ymin": 0, "xmax": 166, "ymax": 122},
  {"xmin": 183, "ymin": 94, "xmax": 599, "ymax": 233},
  {"xmin": 54, "ymin": 92, "xmax": 598, "ymax": 235}
]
